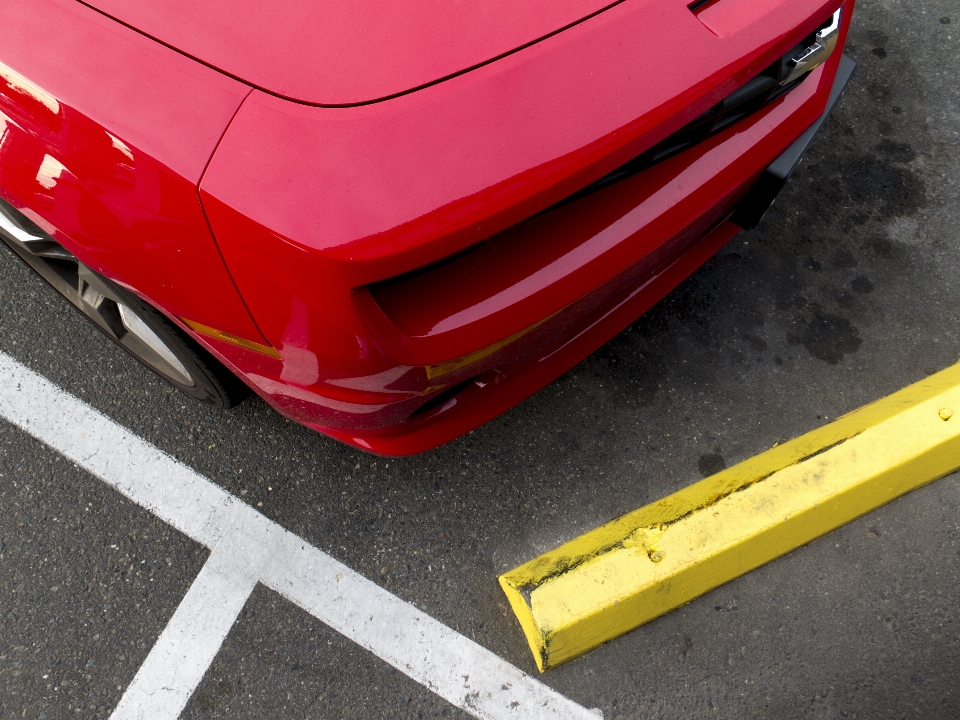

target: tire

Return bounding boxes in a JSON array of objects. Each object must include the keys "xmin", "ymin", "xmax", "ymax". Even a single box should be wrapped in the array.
[
  {"xmin": 0, "ymin": 197, "xmax": 252, "ymax": 408},
  {"xmin": 93, "ymin": 276, "xmax": 253, "ymax": 408}
]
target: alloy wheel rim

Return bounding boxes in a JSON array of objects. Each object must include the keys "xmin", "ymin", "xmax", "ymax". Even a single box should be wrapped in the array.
[{"xmin": 0, "ymin": 200, "xmax": 195, "ymax": 387}]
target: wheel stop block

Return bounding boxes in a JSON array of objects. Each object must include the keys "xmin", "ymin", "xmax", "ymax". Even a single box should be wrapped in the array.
[{"xmin": 500, "ymin": 363, "xmax": 960, "ymax": 671}]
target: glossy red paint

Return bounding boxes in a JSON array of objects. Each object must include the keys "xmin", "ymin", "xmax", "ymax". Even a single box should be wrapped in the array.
[
  {"xmin": 200, "ymin": 0, "xmax": 852, "ymax": 452},
  {"xmin": 78, "ymin": 0, "xmax": 622, "ymax": 105},
  {"xmin": 0, "ymin": 0, "xmax": 264, "ymax": 344},
  {"xmin": 0, "ymin": 0, "xmax": 854, "ymax": 455}
]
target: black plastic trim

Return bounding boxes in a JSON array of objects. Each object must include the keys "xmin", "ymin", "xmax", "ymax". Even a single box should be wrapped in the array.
[{"xmin": 730, "ymin": 54, "xmax": 856, "ymax": 230}]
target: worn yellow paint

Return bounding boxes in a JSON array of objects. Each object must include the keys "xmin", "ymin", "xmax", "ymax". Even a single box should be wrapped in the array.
[
  {"xmin": 500, "ymin": 363, "xmax": 960, "ymax": 671},
  {"xmin": 180, "ymin": 318, "xmax": 282, "ymax": 359}
]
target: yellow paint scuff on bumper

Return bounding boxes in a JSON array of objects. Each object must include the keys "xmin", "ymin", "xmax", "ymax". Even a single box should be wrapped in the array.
[{"xmin": 500, "ymin": 363, "xmax": 960, "ymax": 671}]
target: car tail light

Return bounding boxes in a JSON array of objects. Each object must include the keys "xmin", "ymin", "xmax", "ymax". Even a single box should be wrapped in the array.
[{"xmin": 562, "ymin": 8, "xmax": 844, "ymax": 204}]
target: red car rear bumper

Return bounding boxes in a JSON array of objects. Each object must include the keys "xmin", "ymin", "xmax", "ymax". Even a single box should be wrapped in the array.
[
  {"xmin": 0, "ymin": 0, "xmax": 854, "ymax": 454},
  {"xmin": 319, "ymin": 59, "xmax": 847, "ymax": 455}
]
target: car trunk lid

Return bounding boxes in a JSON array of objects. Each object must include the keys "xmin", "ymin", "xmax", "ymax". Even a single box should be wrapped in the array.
[{"xmin": 79, "ymin": 0, "xmax": 623, "ymax": 105}]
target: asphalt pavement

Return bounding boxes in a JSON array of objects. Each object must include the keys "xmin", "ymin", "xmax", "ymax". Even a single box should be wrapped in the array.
[{"xmin": 2, "ymin": 0, "xmax": 959, "ymax": 717}]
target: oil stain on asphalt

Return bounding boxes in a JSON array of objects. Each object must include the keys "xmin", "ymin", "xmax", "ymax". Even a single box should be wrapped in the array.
[{"xmin": 787, "ymin": 306, "xmax": 863, "ymax": 365}]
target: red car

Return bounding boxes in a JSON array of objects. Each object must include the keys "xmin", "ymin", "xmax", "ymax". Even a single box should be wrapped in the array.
[{"xmin": 0, "ymin": 0, "xmax": 854, "ymax": 455}]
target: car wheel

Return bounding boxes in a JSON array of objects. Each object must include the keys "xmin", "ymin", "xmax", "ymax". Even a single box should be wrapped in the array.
[{"xmin": 0, "ymin": 198, "xmax": 251, "ymax": 408}]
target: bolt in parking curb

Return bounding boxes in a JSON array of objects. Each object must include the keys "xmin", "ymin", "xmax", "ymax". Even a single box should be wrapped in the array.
[{"xmin": 500, "ymin": 362, "xmax": 960, "ymax": 671}]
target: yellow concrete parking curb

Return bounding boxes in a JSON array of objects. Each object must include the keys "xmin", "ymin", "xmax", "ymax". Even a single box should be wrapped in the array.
[{"xmin": 500, "ymin": 363, "xmax": 960, "ymax": 671}]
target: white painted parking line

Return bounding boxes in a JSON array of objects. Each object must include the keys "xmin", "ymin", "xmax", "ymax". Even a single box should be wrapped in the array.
[
  {"xmin": 111, "ymin": 539, "xmax": 259, "ymax": 720},
  {"xmin": 0, "ymin": 351, "xmax": 600, "ymax": 720}
]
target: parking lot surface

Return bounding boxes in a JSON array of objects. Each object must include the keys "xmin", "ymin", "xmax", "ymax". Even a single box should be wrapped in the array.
[{"xmin": 2, "ymin": 0, "xmax": 959, "ymax": 717}]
